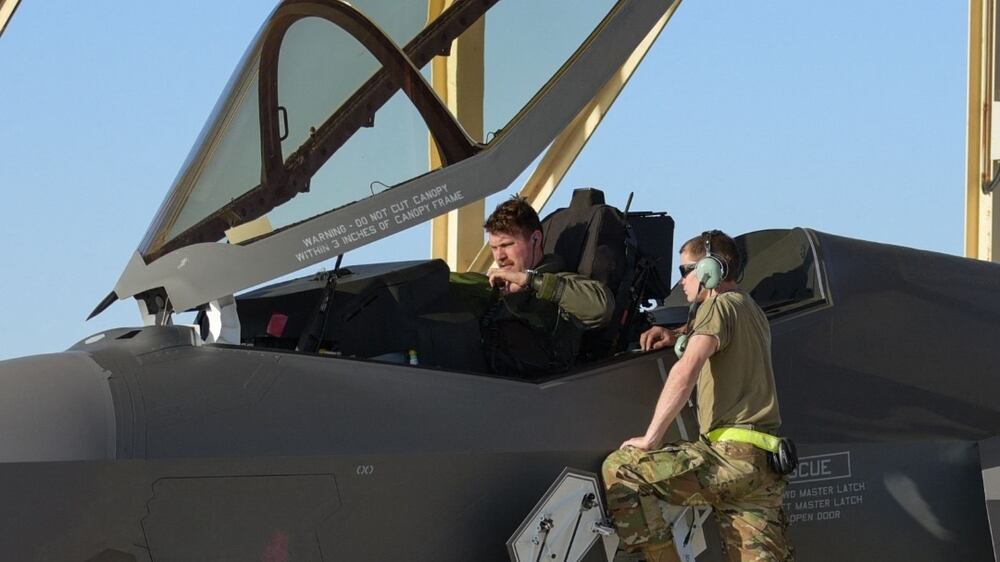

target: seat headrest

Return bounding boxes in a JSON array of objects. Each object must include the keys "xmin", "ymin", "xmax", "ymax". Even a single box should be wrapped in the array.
[
  {"xmin": 569, "ymin": 188, "xmax": 605, "ymax": 210},
  {"xmin": 541, "ymin": 188, "xmax": 627, "ymax": 291}
]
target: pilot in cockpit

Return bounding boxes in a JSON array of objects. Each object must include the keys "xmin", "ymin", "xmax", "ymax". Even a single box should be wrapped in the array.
[{"xmin": 451, "ymin": 197, "xmax": 614, "ymax": 377}]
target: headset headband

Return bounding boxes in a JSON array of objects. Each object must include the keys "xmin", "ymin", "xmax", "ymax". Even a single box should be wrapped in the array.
[{"xmin": 702, "ymin": 230, "xmax": 724, "ymax": 261}]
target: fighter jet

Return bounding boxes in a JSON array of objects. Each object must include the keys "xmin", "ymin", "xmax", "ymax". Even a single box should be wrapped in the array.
[{"xmin": 1, "ymin": 1, "xmax": 999, "ymax": 561}]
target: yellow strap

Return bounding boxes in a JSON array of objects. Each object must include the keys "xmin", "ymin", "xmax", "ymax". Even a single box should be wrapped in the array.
[{"xmin": 706, "ymin": 427, "xmax": 781, "ymax": 453}]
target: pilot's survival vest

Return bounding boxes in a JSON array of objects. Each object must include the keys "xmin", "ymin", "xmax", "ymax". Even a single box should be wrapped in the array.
[{"xmin": 450, "ymin": 255, "xmax": 588, "ymax": 377}]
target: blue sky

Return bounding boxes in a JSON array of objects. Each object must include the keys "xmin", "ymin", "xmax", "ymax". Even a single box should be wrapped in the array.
[{"xmin": 0, "ymin": 1, "xmax": 967, "ymax": 361}]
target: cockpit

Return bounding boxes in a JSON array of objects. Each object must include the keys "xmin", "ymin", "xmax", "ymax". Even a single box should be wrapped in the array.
[
  {"xmin": 204, "ymin": 189, "xmax": 826, "ymax": 378},
  {"xmin": 215, "ymin": 187, "xmax": 677, "ymax": 375}
]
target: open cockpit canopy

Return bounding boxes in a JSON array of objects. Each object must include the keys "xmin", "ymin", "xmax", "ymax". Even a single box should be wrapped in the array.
[{"xmin": 103, "ymin": 0, "xmax": 678, "ymax": 317}]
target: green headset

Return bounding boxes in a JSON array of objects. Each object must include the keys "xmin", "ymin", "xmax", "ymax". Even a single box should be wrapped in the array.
[
  {"xmin": 694, "ymin": 230, "xmax": 727, "ymax": 290},
  {"xmin": 674, "ymin": 231, "xmax": 728, "ymax": 358}
]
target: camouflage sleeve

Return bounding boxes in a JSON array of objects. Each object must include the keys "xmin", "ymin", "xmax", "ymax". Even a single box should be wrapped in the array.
[{"xmin": 531, "ymin": 272, "xmax": 614, "ymax": 329}]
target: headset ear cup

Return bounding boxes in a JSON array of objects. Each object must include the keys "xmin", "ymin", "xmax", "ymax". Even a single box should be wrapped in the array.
[
  {"xmin": 674, "ymin": 333, "xmax": 689, "ymax": 359},
  {"xmin": 695, "ymin": 256, "xmax": 724, "ymax": 289}
]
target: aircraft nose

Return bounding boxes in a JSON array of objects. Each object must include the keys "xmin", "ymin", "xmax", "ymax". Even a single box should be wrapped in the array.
[{"xmin": 0, "ymin": 352, "xmax": 116, "ymax": 462}]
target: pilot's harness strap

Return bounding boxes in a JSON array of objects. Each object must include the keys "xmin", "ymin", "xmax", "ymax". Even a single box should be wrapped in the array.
[{"xmin": 706, "ymin": 426, "xmax": 781, "ymax": 453}]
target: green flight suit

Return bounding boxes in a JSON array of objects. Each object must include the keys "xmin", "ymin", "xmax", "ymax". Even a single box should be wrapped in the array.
[{"xmin": 451, "ymin": 254, "xmax": 614, "ymax": 376}]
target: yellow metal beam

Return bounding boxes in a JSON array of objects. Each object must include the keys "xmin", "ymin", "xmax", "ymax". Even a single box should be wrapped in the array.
[
  {"xmin": 467, "ymin": 1, "xmax": 681, "ymax": 273},
  {"xmin": 225, "ymin": 215, "xmax": 273, "ymax": 245},
  {"xmin": 0, "ymin": 0, "xmax": 22, "ymax": 38},
  {"xmin": 967, "ymin": 0, "xmax": 999, "ymax": 261},
  {"xmin": 428, "ymin": 0, "xmax": 485, "ymax": 272}
]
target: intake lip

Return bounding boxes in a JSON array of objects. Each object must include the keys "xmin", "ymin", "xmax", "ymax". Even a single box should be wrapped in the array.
[{"xmin": 0, "ymin": 351, "xmax": 116, "ymax": 463}]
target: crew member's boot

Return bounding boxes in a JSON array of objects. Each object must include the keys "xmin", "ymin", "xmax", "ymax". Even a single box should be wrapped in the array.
[{"xmin": 642, "ymin": 542, "xmax": 681, "ymax": 562}]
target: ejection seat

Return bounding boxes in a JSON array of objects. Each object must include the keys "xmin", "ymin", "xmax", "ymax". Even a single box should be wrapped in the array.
[
  {"xmin": 540, "ymin": 188, "xmax": 672, "ymax": 359},
  {"xmin": 542, "ymin": 188, "xmax": 629, "ymax": 295}
]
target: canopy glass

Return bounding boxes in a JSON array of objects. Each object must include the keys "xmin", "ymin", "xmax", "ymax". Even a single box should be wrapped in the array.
[{"xmin": 138, "ymin": 0, "xmax": 619, "ymax": 264}]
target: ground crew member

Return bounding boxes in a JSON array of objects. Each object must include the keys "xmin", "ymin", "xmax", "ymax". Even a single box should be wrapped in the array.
[
  {"xmin": 454, "ymin": 197, "xmax": 614, "ymax": 376},
  {"xmin": 602, "ymin": 230, "xmax": 793, "ymax": 561}
]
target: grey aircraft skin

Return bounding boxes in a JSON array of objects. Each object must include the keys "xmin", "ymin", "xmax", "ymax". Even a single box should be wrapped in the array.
[
  {"xmin": 2, "ymin": 1, "xmax": 1000, "ymax": 561},
  {"xmin": 3, "ymin": 229, "xmax": 1000, "ymax": 562}
]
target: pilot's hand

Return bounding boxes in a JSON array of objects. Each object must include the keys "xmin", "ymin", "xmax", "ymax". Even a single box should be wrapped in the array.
[
  {"xmin": 639, "ymin": 326, "xmax": 676, "ymax": 351},
  {"xmin": 620, "ymin": 435, "xmax": 659, "ymax": 451},
  {"xmin": 487, "ymin": 268, "xmax": 529, "ymax": 294}
]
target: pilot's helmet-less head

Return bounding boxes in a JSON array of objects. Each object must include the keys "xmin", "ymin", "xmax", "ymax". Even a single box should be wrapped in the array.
[{"xmin": 485, "ymin": 197, "xmax": 544, "ymax": 272}]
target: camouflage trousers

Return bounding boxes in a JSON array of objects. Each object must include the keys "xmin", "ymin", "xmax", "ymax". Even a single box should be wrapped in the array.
[{"xmin": 602, "ymin": 439, "xmax": 793, "ymax": 561}]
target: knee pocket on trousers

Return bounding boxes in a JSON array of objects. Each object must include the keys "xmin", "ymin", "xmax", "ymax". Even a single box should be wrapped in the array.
[
  {"xmin": 734, "ymin": 510, "xmax": 770, "ymax": 534},
  {"xmin": 726, "ymin": 510, "xmax": 793, "ymax": 562}
]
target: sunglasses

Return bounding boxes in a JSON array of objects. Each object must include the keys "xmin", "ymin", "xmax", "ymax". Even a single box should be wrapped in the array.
[{"xmin": 678, "ymin": 263, "xmax": 697, "ymax": 279}]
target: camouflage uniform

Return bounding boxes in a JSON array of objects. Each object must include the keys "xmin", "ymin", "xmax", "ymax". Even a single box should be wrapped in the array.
[
  {"xmin": 603, "ymin": 438, "xmax": 792, "ymax": 561},
  {"xmin": 603, "ymin": 286, "xmax": 792, "ymax": 560}
]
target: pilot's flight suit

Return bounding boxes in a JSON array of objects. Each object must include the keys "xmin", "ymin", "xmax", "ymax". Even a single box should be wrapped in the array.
[
  {"xmin": 452, "ymin": 254, "xmax": 613, "ymax": 376},
  {"xmin": 603, "ymin": 290, "xmax": 793, "ymax": 561}
]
